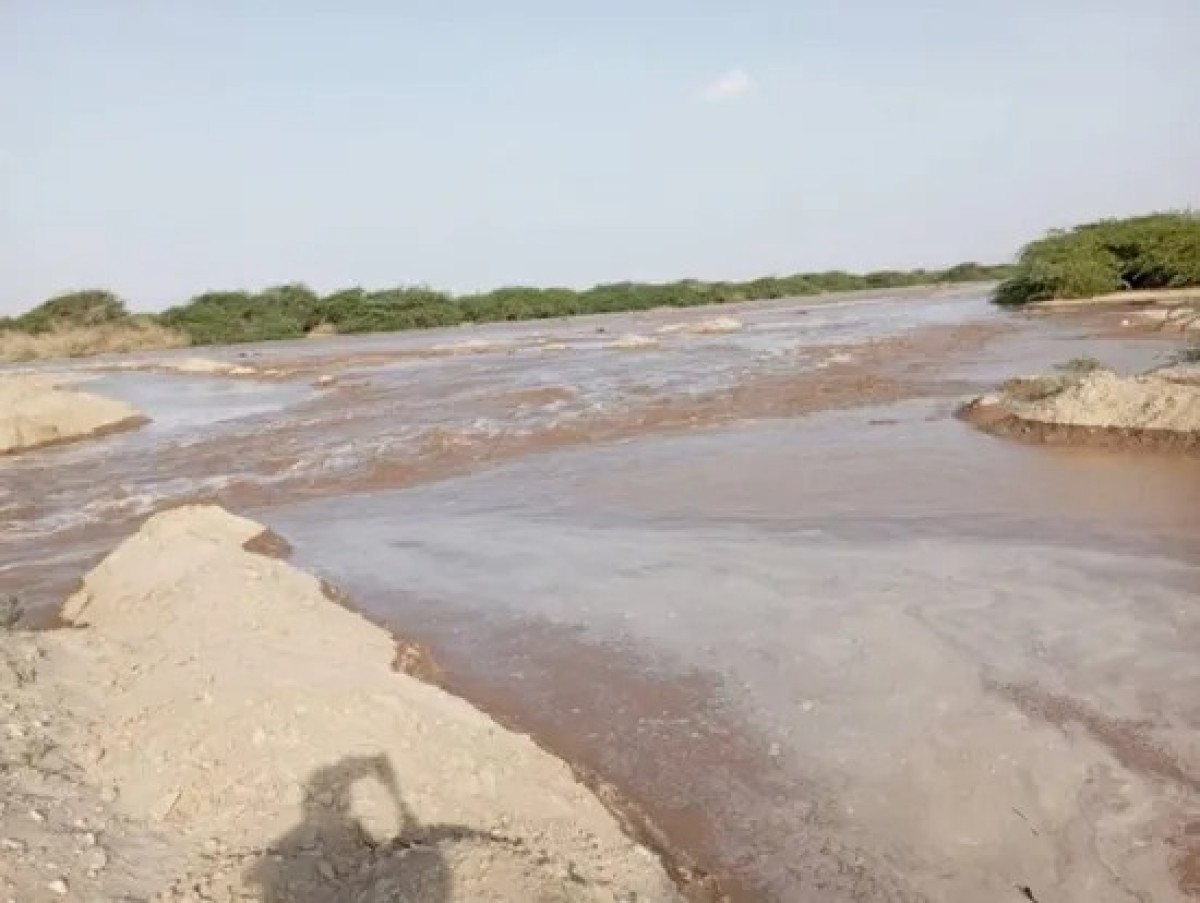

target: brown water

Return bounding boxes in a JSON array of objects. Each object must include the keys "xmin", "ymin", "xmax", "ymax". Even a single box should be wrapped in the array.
[{"xmin": 3, "ymin": 288, "xmax": 1197, "ymax": 900}]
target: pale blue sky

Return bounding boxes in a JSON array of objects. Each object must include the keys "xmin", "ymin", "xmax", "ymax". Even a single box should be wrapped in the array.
[{"xmin": 2, "ymin": 1, "xmax": 1198, "ymax": 313}]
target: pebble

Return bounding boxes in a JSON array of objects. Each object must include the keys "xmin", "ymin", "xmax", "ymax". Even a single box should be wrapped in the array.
[
  {"xmin": 28, "ymin": 809, "xmax": 45, "ymax": 822},
  {"xmin": 47, "ymin": 878, "xmax": 69, "ymax": 896}
]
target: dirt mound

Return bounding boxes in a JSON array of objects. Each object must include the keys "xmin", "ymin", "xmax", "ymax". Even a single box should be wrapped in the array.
[
  {"xmin": 1009, "ymin": 369, "xmax": 1200, "ymax": 431},
  {"xmin": 0, "ymin": 374, "xmax": 146, "ymax": 455},
  {"xmin": 41, "ymin": 505, "xmax": 681, "ymax": 901},
  {"xmin": 961, "ymin": 367, "xmax": 1200, "ymax": 451}
]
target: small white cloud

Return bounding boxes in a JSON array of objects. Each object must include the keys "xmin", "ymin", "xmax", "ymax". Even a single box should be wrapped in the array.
[{"xmin": 701, "ymin": 68, "xmax": 753, "ymax": 103}]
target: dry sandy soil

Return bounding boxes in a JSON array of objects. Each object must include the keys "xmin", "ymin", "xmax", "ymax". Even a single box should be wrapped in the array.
[
  {"xmin": 961, "ymin": 363, "xmax": 1200, "ymax": 452},
  {"xmin": 0, "ymin": 323, "xmax": 186, "ymax": 364},
  {"xmin": 0, "ymin": 506, "xmax": 684, "ymax": 902},
  {"xmin": 0, "ymin": 374, "xmax": 146, "ymax": 456},
  {"xmin": 1034, "ymin": 288, "xmax": 1200, "ymax": 311}
]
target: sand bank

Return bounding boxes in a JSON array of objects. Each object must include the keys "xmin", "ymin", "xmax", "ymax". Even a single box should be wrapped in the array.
[
  {"xmin": 1, "ymin": 506, "xmax": 683, "ymax": 901},
  {"xmin": 961, "ymin": 364, "xmax": 1200, "ymax": 452},
  {"xmin": 0, "ymin": 374, "xmax": 146, "ymax": 455}
]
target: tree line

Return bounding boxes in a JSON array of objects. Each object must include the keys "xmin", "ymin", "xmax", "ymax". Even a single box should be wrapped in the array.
[
  {"xmin": 994, "ymin": 212, "xmax": 1200, "ymax": 306},
  {"xmin": 1, "ymin": 262, "xmax": 1012, "ymax": 347}
]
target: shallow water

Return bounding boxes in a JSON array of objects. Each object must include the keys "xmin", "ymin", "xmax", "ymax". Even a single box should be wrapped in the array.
[
  {"xmin": 4, "ymin": 289, "xmax": 989, "ymax": 558},
  {"xmin": 4, "ymin": 288, "xmax": 1197, "ymax": 899},
  {"xmin": 262, "ymin": 398, "xmax": 1200, "ymax": 900},
  {"xmin": 85, "ymin": 372, "xmax": 314, "ymax": 434}
]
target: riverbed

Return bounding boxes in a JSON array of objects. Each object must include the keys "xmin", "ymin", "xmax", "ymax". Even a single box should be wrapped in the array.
[{"xmin": 2, "ymin": 287, "xmax": 1196, "ymax": 900}]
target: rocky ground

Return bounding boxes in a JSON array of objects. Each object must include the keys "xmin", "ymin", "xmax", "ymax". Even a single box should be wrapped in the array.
[{"xmin": 0, "ymin": 506, "xmax": 686, "ymax": 902}]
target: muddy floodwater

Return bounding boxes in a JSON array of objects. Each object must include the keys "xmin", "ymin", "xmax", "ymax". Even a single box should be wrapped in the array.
[{"xmin": 3, "ymin": 288, "xmax": 1198, "ymax": 900}]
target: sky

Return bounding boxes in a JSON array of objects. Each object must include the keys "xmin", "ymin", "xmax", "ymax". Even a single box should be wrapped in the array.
[{"xmin": 1, "ymin": 1, "xmax": 1198, "ymax": 313}]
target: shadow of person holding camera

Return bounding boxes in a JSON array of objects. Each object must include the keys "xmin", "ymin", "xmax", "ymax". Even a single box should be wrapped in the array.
[{"xmin": 246, "ymin": 754, "xmax": 459, "ymax": 902}]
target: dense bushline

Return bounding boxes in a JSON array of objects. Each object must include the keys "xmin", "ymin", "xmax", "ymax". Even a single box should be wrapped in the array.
[
  {"xmin": 994, "ymin": 213, "xmax": 1200, "ymax": 307},
  {"xmin": 4, "ymin": 264, "xmax": 1009, "ymax": 349},
  {"xmin": 0, "ymin": 290, "xmax": 188, "ymax": 362},
  {"xmin": 0, "ymin": 290, "xmax": 131, "ymax": 334},
  {"xmin": 155, "ymin": 264, "xmax": 1012, "ymax": 345}
]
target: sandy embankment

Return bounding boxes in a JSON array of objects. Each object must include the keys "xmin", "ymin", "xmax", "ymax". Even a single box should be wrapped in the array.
[
  {"xmin": 1034, "ymin": 288, "xmax": 1200, "ymax": 311},
  {"xmin": 1123, "ymin": 305, "xmax": 1200, "ymax": 335},
  {"xmin": 0, "ymin": 374, "xmax": 146, "ymax": 455},
  {"xmin": 0, "ymin": 506, "xmax": 684, "ymax": 902},
  {"xmin": 0, "ymin": 322, "xmax": 187, "ymax": 364},
  {"xmin": 960, "ymin": 363, "xmax": 1200, "ymax": 451}
]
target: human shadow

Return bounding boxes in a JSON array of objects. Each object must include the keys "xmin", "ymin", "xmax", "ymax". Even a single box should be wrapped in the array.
[{"xmin": 246, "ymin": 754, "xmax": 509, "ymax": 902}]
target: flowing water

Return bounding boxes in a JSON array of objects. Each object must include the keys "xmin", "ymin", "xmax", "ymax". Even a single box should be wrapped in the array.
[{"xmin": 3, "ymin": 288, "xmax": 1197, "ymax": 900}]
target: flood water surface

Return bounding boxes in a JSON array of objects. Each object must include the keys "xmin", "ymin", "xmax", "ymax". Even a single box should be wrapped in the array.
[
  {"xmin": 263, "ymin": 398, "xmax": 1200, "ymax": 900},
  {"xmin": 4, "ymin": 289, "xmax": 1197, "ymax": 900}
]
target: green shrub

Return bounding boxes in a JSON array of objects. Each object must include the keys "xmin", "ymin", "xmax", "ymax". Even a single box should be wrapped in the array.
[
  {"xmin": 13, "ymin": 290, "xmax": 129, "ymax": 333},
  {"xmin": 159, "ymin": 284, "xmax": 321, "ymax": 344},
  {"xmin": 995, "ymin": 213, "xmax": 1200, "ymax": 306},
  {"xmin": 9, "ymin": 263, "xmax": 1013, "ymax": 348}
]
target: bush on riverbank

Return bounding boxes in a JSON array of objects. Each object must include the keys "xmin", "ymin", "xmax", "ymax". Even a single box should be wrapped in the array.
[
  {"xmin": 3, "ymin": 264, "xmax": 1011, "ymax": 352},
  {"xmin": 0, "ymin": 290, "xmax": 187, "ymax": 362},
  {"xmin": 1, "ymin": 290, "xmax": 130, "ymax": 333},
  {"xmin": 0, "ymin": 323, "xmax": 188, "ymax": 362},
  {"xmin": 993, "ymin": 213, "xmax": 1200, "ymax": 307},
  {"xmin": 150, "ymin": 263, "xmax": 1013, "ymax": 346}
]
